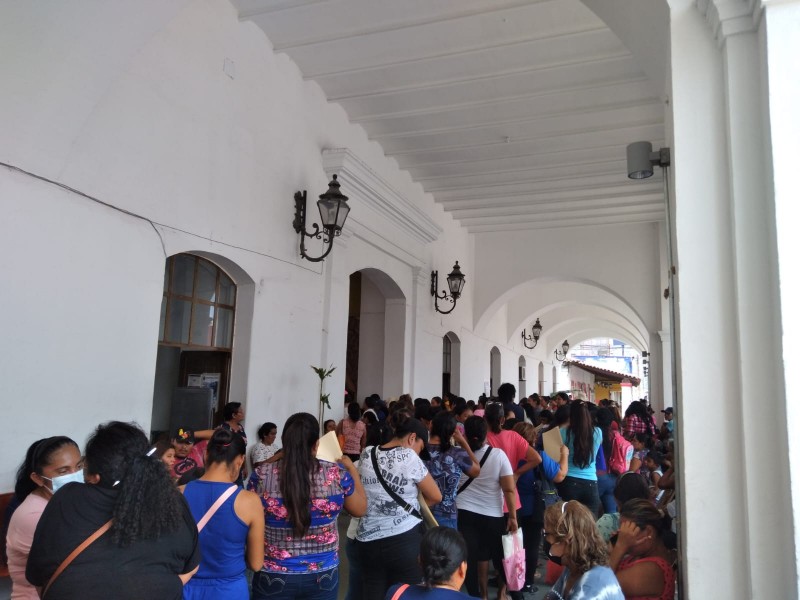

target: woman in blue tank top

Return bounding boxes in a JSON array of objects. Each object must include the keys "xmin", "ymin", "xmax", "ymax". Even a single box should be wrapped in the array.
[{"xmin": 182, "ymin": 429, "xmax": 265, "ymax": 599}]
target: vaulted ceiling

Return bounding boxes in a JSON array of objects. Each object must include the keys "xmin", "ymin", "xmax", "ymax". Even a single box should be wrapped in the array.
[{"xmin": 235, "ymin": 0, "xmax": 666, "ymax": 232}]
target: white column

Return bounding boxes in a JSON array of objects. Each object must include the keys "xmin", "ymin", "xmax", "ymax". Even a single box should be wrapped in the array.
[
  {"xmin": 670, "ymin": 0, "xmax": 798, "ymax": 596},
  {"xmin": 763, "ymin": 0, "xmax": 800, "ymax": 589},
  {"xmin": 668, "ymin": 2, "xmax": 746, "ymax": 597}
]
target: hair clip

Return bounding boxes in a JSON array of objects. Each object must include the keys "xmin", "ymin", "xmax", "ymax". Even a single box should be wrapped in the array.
[
  {"xmin": 561, "ymin": 500, "xmax": 569, "ymax": 514},
  {"xmin": 146, "ymin": 447, "xmax": 157, "ymax": 457}
]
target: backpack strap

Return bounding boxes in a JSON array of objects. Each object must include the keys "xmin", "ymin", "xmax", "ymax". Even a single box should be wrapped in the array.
[
  {"xmin": 370, "ymin": 446, "xmax": 422, "ymax": 520},
  {"xmin": 195, "ymin": 485, "xmax": 238, "ymax": 532},
  {"xmin": 457, "ymin": 446, "xmax": 492, "ymax": 494},
  {"xmin": 390, "ymin": 584, "xmax": 410, "ymax": 600},
  {"xmin": 43, "ymin": 519, "xmax": 112, "ymax": 598}
]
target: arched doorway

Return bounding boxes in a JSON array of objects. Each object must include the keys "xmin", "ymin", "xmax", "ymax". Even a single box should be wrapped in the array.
[
  {"xmin": 518, "ymin": 356, "xmax": 527, "ymax": 398},
  {"xmin": 552, "ymin": 365, "xmax": 558, "ymax": 394},
  {"xmin": 443, "ymin": 331, "xmax": 461, "ymax": 398},
  {"xmin": 345, "ymin": 269, "xmax": 406, "ymax": 401},
  {"xmin": 150, "ymin": 253, "xmax": 250, "ymax": 440},
  {"xmin": 538, "ymin": 361, "xmax": 545, "ymax": 396},
  {"xmin": 490, "ymin": 346, "xmax": 501, "ymax": 396}
]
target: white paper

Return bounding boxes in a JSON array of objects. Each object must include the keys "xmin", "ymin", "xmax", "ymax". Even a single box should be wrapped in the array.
[
  {"xmin": 542, "ymin": 426, "xmax": 563, "ymax": 462},
  {"xmin": 316, "ymin": 430, "xmax": 343, "ymax": 463}
]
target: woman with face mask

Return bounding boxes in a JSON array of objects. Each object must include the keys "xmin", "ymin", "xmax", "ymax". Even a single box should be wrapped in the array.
[
  {"xmin": 542, "ymin": 501, "xmax": 624, "ymax": 600},
  {"xmin": 6, "ymin": 437, "xmax": 82, "ymax": 600}
]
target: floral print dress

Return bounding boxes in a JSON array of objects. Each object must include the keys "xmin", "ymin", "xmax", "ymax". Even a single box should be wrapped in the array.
[{"xmin": 247, "ymin": 460, "xmax": 355, "ymax": 573}]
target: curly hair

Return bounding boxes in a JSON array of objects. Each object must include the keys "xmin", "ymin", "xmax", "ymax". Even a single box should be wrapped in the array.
[
  {"xmin": 85, "ymin": 422, "xmax": 184, "ymax": 547},
  {"xmin": 544, "ymin": 500, "xmax": 609, "ymax": 574}
]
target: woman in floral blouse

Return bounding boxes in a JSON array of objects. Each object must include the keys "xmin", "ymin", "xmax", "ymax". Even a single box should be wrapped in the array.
[{"xmin": 248, "ymin": 412, "xmax": 366, "ymax": 600}]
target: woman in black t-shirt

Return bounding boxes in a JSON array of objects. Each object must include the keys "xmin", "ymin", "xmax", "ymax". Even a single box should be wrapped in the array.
[{"xmin": 27, "ymin": 421, "xmax": 200, "ymax": 599}]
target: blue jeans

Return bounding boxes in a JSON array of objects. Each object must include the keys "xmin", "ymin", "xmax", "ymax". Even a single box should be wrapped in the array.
[
  {"xmin": 436, "ymin": 516, "xmax": 458, "ymax": 529},
  {"xmin": 344, "ymin": 538, "xmax": 362, "ymax": 600},
  {"xmin": 252, "ymin": 568, "xmax": 338, "ymax": 600},
  {"xmin": 597, "ymin": 473, "xmax": 617, "ymax": 515},
  {"xmin": 556, "ymin": 476, "xmax": 601, "ymax": 517}
]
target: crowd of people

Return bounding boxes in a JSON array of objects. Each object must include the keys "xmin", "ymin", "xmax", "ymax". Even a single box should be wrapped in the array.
[{"xmin": 2, "ymin": 387, "xmax": 677, "ymax": 600}]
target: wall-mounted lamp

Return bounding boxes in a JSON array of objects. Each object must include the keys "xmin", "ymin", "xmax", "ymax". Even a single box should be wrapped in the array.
[
  {"xmin": 626, "ymin": 141, "xmax": 671, "ymax": 179},
  {"xmin": 431, "ymin": 262, "xmax": 465, "ymax": 315},
  {"xmin": 554, "ymin": 340, "xmax": 570, "ymax": 362},
  {"xmin": 293, "ymin": 174, "xmax": 351, "ymax": 262},
  {"xmin": 521, "ymin": 318, "xmax": 543, "ymax": 349}
]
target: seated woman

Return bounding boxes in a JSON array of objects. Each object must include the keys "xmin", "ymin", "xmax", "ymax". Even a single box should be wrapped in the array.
[
  {"xmin": 384, "ymin": 527, "xmax": 479, "ymax": 600},
  {"xmin": 27, "ymin": 421, "xmax": 201, "ymax": 600},
  {"xmin": 595, "ymin": 473, "xmax": 651, "ymax": 543},
  {"xmin": 182, "ymin": 429, "xmax": 264, "ymax": 599},
  {"xmin": 609, "ymin": 499, "xmax": 676, "ymax": 600},
  {"xmin": 543, "ymin": 501, "xmax": 624, "ymax": 600}
]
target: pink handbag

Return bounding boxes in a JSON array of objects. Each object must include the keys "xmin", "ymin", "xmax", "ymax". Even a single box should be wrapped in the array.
[{"xmin": 501, "ymin": 530, "xmax": 526, "ymax": 592}]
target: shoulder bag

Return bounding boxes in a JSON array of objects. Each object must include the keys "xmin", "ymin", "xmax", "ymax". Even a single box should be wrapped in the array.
[
  {"xmin": 42, "ymin": 519, "xmax": 112, "ymax": 598},
  {"xmin": 370, "ymin": 446, "xmax": 422, "ymax": 520}
]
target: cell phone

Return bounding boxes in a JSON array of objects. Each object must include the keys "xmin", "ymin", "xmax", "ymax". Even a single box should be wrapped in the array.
[{"xmin": 610, "ymin": 533, "xmax": 619, "ymax": 545}]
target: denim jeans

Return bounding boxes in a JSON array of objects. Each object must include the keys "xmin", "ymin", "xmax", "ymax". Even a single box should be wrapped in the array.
[
  {"xmin": 344, "ymin": 537, "xmax": 362, "ymax": 600},
  {"xmin": 556, "ymin": 476, "xmax": 600, "ymax": 517},
  {"xmin": 357, "ymin": 525, "xmax": 423, "ymax": 600},
  {"xmin": 597, "ymin": 473, "xmax": 618, "ymax": 515},
  {"xmin": 435, "ymin": 516, "xmax": 458, "ymax": 529},
  {"xmin": 252, "ymin": 568, "xmax": 339, "ymax": 600}
]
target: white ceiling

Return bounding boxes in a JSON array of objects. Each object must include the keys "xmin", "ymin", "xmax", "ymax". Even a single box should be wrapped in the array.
[{"xmin": 235, "ymin": 0, "xmax": 666, "ymax": 232}]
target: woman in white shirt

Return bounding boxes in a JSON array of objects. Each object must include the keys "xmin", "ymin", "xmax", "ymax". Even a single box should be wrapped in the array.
[
  {"xmin": 356, "ymin": 413, "xmax": 442, "ymax": 599},
  {"xmin": 456, "ymin": 416, "xmax": 518, "ymax": 600}
]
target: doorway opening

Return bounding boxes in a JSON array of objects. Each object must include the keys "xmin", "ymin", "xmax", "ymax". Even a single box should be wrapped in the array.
[
  {"xmin": 443, "ymin": 331, "xmax": 461, "ymax": 398},
  {"xmin": 344, "ymin": 269, "xmax": 406, "ymax": 402},
  {"xmin": 518, "ymin": 356, "xmax": 527, "ymax": 398},
  {"xmin": 490, "ymin": 346, "xmax": 501, "ymax": 396}
]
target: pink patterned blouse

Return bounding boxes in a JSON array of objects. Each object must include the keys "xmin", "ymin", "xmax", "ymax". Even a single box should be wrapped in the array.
[{"xmin": 247, "ymin": 459, "xmax": 354, "ymax": 573}]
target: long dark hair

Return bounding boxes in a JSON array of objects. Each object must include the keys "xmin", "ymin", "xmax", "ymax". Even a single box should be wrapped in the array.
[
  {"xmin": 206, "ymin": 428, "xmax": 246, "ymax": 466},
  {"xmin": 85, "ymin": 422, "xmax": 183, "ymax": 547},
  {"xmin": 347, "ymin": 401, "xmax": 361, "ymax": 423},
  {"xmin": 15, "ymin": 436, "xmax": 79, "ymax": 501},
  {"xmin": 430, "ymin": 411, "xmax": 457, "ymax": 453},
  {"xmin": 485, "ymin": 402, "xmax": 504, "ymax": 434},
  {"xmin": 595, "ymin": 408, "xmax": 615, "ymax": 462},
  {"xmin": 420, "ymin": 526, "xmax": 468, "ymax": 589},
  {"xmin": 566, "ymin": 402, "xmax": 595, "ymax": 469},
  {"xmin": 279, "ymin": 413, "xmax": 319, "ymax": 537}
]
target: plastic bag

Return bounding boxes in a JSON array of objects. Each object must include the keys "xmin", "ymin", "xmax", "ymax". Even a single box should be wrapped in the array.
[{"xmin": 501, "ymin": 529, "xmax": 526, "ymax": 592}]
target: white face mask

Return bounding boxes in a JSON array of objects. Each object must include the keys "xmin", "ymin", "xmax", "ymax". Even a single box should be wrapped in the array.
[{"xmin": 42, "ymin": 469, "xmax": 84, "ymax": 492}]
